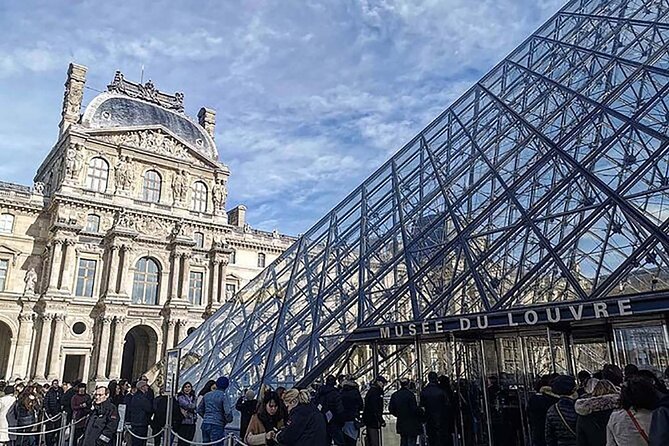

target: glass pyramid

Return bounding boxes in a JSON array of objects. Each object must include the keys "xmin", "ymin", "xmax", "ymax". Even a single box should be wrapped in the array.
[{"xmin": 177, "ymin": 0, "xmax": 669, "ymax": 393}]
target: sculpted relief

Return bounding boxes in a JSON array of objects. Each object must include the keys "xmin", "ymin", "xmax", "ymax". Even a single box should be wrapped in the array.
[
  {"xmin": 114, "ymin": 155, "xmax": 135, "ymax": 193},
  {"xmin": 171, "ymin": 170, "xmax": 189, "ymax": 205},
  {"xmin": 211, "ymin": 178, "xmax": 228, "ymax": 213},
  {"xmin": 95, "ymin": 130, "xmax": 192, "ymax": 161},
  {"xmin": 64, "ymin": 143, "xmax": 85, "ymax": 180}
]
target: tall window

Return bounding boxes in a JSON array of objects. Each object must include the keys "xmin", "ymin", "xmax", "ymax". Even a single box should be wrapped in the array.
[
  {"xmin": 85, "ymin": 157, "xmax": 109, "ymax": 193},
  {"xmin": 192, "ymin": 182, "xmax": 208, "ymax": 212},
  {"xmin": 132, "ymin": 257, "xmax": 160, "ymax": 305},
  {"xmin": 188, "ymin": 271, "xmax": 204, "ymax": 306},
  {"xmin": 229, "ymin": 249, "xmax": 236, "ymax": 264},
  {"xmin": 225, "ymin": 283, "xmax": 236, "ymax": 301},
  {"xmin": 0, "ymin": 259, "xmax": 8, "ymax": 291},
  {"xmin": 0, "ymin": 214, "xmax": 14, "ymax": 234},
  {"xmin": 257, "ymin": 252, "xmax": 266, "ymax": 268},
  {"xmin": 193, "ymin": 232, "xmax": 204, "ymax": 249},
  {"xmin": 75, "ymin": 259, "xmax": 97, "ymax": 297},
  {"xmin": 142, "ymin": 170, "xmax": 162, "ymax": 203},
  {"xmin": 85, "ymin": 214, "xmax": 100, "ymax": 232}
]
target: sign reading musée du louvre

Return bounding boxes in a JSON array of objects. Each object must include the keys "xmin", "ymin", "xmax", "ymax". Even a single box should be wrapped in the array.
[{"xmin": 377, "ymin": 297, "xmax": 639, "ymax": 340}]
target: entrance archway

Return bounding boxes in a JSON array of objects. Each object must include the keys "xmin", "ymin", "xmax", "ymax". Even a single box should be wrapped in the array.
[
  {"xmin": 120, "ymin": 325, "xmax": 158, "ymax": 380},
  {"xmin": 0, "ymin": 321, "xmax": 12, "ymax": 379}
]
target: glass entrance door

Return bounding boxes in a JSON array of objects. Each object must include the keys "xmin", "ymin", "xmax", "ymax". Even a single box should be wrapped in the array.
[{"xmin": 613, "ymin": 323, "xmax": 669, "ymax": 375}]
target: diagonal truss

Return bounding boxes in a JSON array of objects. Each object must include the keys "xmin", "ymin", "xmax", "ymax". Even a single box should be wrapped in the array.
[{"xmin": 177, "ymin": 0, "xmax": 669, "ymax": 392}]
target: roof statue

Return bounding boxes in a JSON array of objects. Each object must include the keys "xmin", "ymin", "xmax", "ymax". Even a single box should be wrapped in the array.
[{"xmin": 175, "ymin": 0, "xmax": 669, "ymax": 392}]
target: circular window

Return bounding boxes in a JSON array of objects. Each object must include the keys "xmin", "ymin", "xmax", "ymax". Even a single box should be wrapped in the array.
[
  {"xmin": 187, "ymin": 327, "xmax": 196, "ymax": 336},
  {"xmin": 72, "ymin": 322, "xmax": 86, "ymax": 335}
]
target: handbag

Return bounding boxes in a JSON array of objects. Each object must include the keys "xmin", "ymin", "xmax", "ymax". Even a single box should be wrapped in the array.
[{"xmin": 625, "ymin": 409, "xmax": 649, "ymax": 443}]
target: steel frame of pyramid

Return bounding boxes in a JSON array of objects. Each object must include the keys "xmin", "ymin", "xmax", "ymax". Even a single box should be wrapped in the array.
[{"xmin": 177, "ymin": 0, "xmax": 669, "ymax": 393}]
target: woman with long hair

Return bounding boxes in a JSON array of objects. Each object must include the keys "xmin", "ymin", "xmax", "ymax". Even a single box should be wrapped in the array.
[
  {"xmin": 176, "ymin": 382, "xmax": 197, "ymax": 446},
  {"xmin": 607, "ymin": 378, "xmax": 656, "ymax": 445},
  {"xmin": 245, "ymin": 391, "xmax": 284, "ymax": 445}
]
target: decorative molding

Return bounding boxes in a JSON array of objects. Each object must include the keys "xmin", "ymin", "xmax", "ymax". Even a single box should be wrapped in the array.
[{"xmin": 107, "ymin": 71, "xmax": 184, "ymax": 113}]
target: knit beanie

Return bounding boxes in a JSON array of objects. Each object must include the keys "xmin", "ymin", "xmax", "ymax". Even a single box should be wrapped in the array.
[{"xmin": 216, "ymin": 376, "xmax": 229, "ymax": 391}]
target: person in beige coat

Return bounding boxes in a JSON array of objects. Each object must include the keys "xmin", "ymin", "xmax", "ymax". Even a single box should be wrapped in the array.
[
  {"xmin": 606, "ymin": 378, "xmax": 656, "ymax": 446},
  {"xmin": 244, "ymin": 391, "xmax": 284, "ymax": 445},
  {"xmin": 0, "ymin": 386, "xmax": 16, "ymax": 444}
]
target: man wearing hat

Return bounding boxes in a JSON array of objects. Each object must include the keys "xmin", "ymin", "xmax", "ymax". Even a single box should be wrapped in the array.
[
  {"xmin": 389, "ymin": 378, "xmax": 421, "ymax": 446},
  {"xmin": 197, "ymin": 377, "xmax": 233, "ymax": 446},
  {"xmin": 544, "ymin": 375, "xmax": 578, "ymax": 446},
  {"xmin": 363, "ymin": 376, "xmax": 387, "ymax": 446}
]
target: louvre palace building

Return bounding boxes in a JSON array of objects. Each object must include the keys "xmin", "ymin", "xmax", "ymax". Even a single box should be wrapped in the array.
[{"xmin": 0, "ymin": 63, "xmax": 294, "ymax": 383}]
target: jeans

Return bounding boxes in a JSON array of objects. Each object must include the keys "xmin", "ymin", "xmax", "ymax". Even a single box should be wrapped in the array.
[
  {"xmin": 201, "ymin": 423, "xmax": 226, "ymax": 446},
  {"xmin": 400, "ymin": 435, "xmax": 418, "ymax": 446}
]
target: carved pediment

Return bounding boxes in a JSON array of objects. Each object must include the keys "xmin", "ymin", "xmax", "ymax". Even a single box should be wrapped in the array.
[
  {"xmin": 89, "ymin": 128, "xmax": 212, "ymax": 167},
  {"xmin": 0, "ymin": 243, "xmax": 21, "ymax": 265}
]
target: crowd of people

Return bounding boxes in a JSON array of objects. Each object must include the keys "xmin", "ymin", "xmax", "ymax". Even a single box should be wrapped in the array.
[{"xmin": 1, "ymin": 365, "xmax": 669, "ymax": 446}]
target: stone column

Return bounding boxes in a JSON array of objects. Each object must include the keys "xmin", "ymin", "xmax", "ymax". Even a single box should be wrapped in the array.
[
  {"xmin": 33, "ymin": 314, "xmax": 53, "ymax": 380},
  {"xmin": 95, "ymin": 316, "xmax": 112, "ymax": 379},
  {"xmin": 59, "ymin": 239, "xmax": 77, "ymax": 291},
  {"xmin": 170, "ymin": 252, "xmax": 180, "ymax": 301},
  {"xmin": 179, "ymin": 254, "xmax": 192, "ymax": 300},
  {"xmin": 13, "ymin": 313, "xmax": 35, "ymax": 380},
  {"xmin": 106, "ymin": 245, "xmax": 120, "ymax": 295},
  {"xmin": 209, "ymin": 259, "xmax": 220, "ymax": 305},
  {"xmin": 47, "ymin": 314, "xmax": 65, "ymax": 380},
  {"xmin": 165, "ymin": 320, "xmax": 176, "ymax": 351},
  {"xmin": 117, "ymin": 245, "xmax": 134, "ymax": 296},
  {"xmin": 177, "ymin": 320, "xmax": 188, "ymax": 344},
  {"xmin": 47, "ymin": 240, "xmax": 64, "ymax": 292},
  {"xmin": 220, "ymin": 258, "xmax": 229, "ymax": 301},
  {"xmin": 108, "ymin": 316, "xmax": 126, "ymax": 380}
]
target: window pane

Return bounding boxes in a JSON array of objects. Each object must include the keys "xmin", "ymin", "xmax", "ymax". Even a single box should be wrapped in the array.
[
  {"xmin": 0, "ymin": 260, "xmax": 8, "ymax": 291},
  {"xmin": 192, "ymin": 182, "xmax": 208, "ymax": 212},
  {"xmin": 225, "ymin": 283, "xmax": 236, "ymax": 301},
  {"xmin": 85, "ymin": 158, "xmax": 109, "ymax": 193},
  {"xmin": 229, "ymin": 250, "xmax": 236, "ymax": 264},
  {"xmin": 0, "ymin": 214, "xmax": 14, "ymax": 234},
  {"xmin": 75, "ymin": 259, "xmax": 96, "ymax": 297},
  {"xmin": 132, "ymin": 257, "xmax": 160, "ymax": 305},
  {"xmin": 143, "ymin": 170, "xmax": 161, "ymax": 203},
  {"xmin": 257, "ymin": 253, "xmax": 266, "ymax": 268},
  {"xmin": 85, "ymin": 215, "xmax": 100, "ymax": 232},
  {"xmin": 189, "ymin": 271, "xmax": 203, "ymax": 306},
  {"xmin": 194, "ymin": 232, "xmax": 204, "ymax": 249}
]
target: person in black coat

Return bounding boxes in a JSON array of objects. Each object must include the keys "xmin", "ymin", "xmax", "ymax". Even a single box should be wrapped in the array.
[
  {"xmin": 389, "ymin": 378, "xmax": 422, "ymax": 446},
  {"xmin": 62, "ymin": 380, "xmax": 79, "ymax": 423},
  {"xmin": 82, "ymin": 387, "xmax": 118, "ymax": 446},
  {"xmin": 340, "ymin": 379, "xmax": 363, "ymax": 446},
  {"xmin": 363, "ymin": 376, "xmax": 387, "ymax": 446},
  {"xmin": 544, "ymin": 375, "xmax": 577, "ymax": 446},
  {"xmin": 151, "ymin": 390, "xmax": 168, "ymax": 446},
  {"xmin": 235, "ymin": 389, "xmax": 257, "ymax": 440},
  {"xmin": 126, "ymin": 380, "xmax": 153, "ymax": 446},
  {"xmin": 527, "ymin": 376, "xmax": 559, "ymax": 446},
  {"xmin": 420, "ymin": 372, "xmax": 449, "ymax": 446},
  {"xmin": 276, "ymin": 389, "xmax": 327, "ymax": 446},
  {"xmin": 574, "ymin": 380, "xmax": 619, "ymax": 446},
  {"xmin": 317, "ymin": 375, "xmax": 345, "ymax": 445},
  {"xmin": 43, "ymin": 380, "xmax": 63, "ymax": 446}
]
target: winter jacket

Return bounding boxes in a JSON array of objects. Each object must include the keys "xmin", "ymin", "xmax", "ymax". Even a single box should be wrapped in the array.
[
  {"xmin": 389, "ymin": 388, "xmax": 421, "ymax": 437},
  {"xmin": 62, "ymin": 387, "xmax": 77, "ymax": 422},
  {"xmin": 126, "ymin": 390, "xmax": 153, "ymax": 427},
  {"xmin": 236, "ymin": 397, "xmax": 258, "ymax": 439},
  {"xmin": 177, "ymin": 393, "xmax": 197, "ymax": 425},
  {"xmin": 244, "ymin": 413, "xmax": 284, "ymax": 445},
  {"xmin": 340, "ymin": 383, "xmax": 363, "ymax": 423},
  {"xmin": 575, "ymin": 393, "xmax": 619, "ymax": 446},
  {"xmin": 420, "ymin": 383, "xmax": 449, "ymax": 431},
  {"xmin": 0, "ymin": 394, "xmax": 15, "ymax": 442},
  {"xmin": 82, "ymin": 399, "xmax": 118, "ymax": 446},
  {"xmin": 607, "ymin": 407, "xmax": 651, "ymax": 446},
  {"xmin": 316, "ymin": 384, "xmax": 344, "ymax": 426},
  {"xmin": 528, "ymin": 387, "xmax": 559, "ymax": 446},
  {"xmin": 649, "ymin": 394, "xmax": 669, "ymax": 446},
  {"xmin": 362, "ymin": 384, "xmax": 384, "ymax": 429},
  {"xmin": 197, "ymin": 389, "xmax": 232, "ymax": 427},
  {"xmin": 151, "ymin": 395, "xmax": 168, "ymax": 432},
  {"xmin": 276, "ymin": 403, "xmax": 327, "ymax": 446},
  {"xmin": 545, "ymin": 397, "xmax": 577, "ymax": 446},
  {"xmin": 44, "ymin": 387, "xmax": 63, "ymax": 416},
  {"xmin": 71, "ymin": 393, "xmax": 92, "ymax": 429}
]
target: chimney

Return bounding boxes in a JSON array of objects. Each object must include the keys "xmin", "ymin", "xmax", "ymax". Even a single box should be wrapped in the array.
[
  {"xmin": 59, "ymin": 63, "xmax": 88, "ymax": 136},
  {"xmin": 198, "ymin": 107, "xmax": 216, "ymax": 138},
  {"xmin": 227, "ymin": 205, "xmax": 246, "ymax": 227}
]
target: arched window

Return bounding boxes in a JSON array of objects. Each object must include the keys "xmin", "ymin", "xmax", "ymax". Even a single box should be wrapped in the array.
[
  {"xmin": 257, "ymin": 252, "xmax": 266, "ymax": 268},
  {"xmin": 193, "ymin": 232, "xmax": 204, "ymax": 249},
  {"xmin": 85, "ymin": 157, "xmax": 109, "ymax": 193},
  {"xmin": 132, "ymin": 257, "xmax": 160, "ymax": 305},
  {"xmin": 85, "ymin": 214, "xmax": 100, "ymax": 232},
  {"xmin": 192, "ymin": 182, "xmax": 208, "ymax": 212},
  {"xmin": 142, "ymin": 170, "xmax": 162, "ymax": 203},
  {"xmin": 0, "ymin": 214, "xmax": 15, "ymax": 234}
]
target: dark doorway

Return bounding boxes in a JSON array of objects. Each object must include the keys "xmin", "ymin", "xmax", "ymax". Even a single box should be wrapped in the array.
[
  {"xmin": 0, "ymin": 321, "xmax": 12, "ymax": 379},
  {"xmin": 63, "ymin": 355, "xmax": 84, "ymax": 383},
  {"xmin": 120, "ymin": 325, "xmax": 158, "ymax": 380}
]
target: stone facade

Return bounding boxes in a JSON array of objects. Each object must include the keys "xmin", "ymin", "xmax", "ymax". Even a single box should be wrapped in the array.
[{"xmin": 0, "ymin": 64, "xmax": 294, "ymax": 383}]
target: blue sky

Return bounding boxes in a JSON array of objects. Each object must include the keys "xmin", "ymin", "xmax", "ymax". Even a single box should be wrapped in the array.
[{"xmin": 0, "ymin": 0, "xmax": 563, "ymax": 235}]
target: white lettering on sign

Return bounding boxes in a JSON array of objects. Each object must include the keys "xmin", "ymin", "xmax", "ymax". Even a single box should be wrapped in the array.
[
  {"xmin": 618, "ymin": 298, "xmax": 632, "ymax": 316},
  {"xmin": 422, "ymin": 322, "xmax": 430, "ymax": 334},
  {"xmin": 476, "ymin": 315, "xmax": 489, "ymax": 329},
  {"xmin": 380, "ymin": 327, "xmax": 391, "ymax": 339},
  {"xmin": 546, "ymin": 307, "xmax": 561, "ymax": 323},
  {"xmin": 408, "ymin": 323, "xmax": 417, "ymax": 336},
  {"xmin": 460, "ymin": 318, "xmax": 471, "ymax": 331},
  {"xmin": 569, "ymin": 304, "xmax": 584, "ymax": 321},
  {"xmin": 507, "ymin": 313, "xmax": 519, "ymax": 327},
  {"xmin": 593, "ymin": 302, "xmax": 609, "ymax": 318},
  {"xmin": 524, "ymin": 310, "xmax": 538, "ymax": 325},
  {"xmin": 434, "ymin": 320, "xmax": 444, "ymax": 333},
  {"xmin": 394, "ymin": 325, "xmax": 404, "ymax": 337}
]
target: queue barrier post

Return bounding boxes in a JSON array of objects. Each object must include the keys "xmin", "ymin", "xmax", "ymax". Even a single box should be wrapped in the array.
[
  {"xmin": 68, "ymin": 419, "xmax": 76, "ymax": 446},
  {"xmin": 58, "ymin": 412, "xmax": 68, "ymax": 446}
]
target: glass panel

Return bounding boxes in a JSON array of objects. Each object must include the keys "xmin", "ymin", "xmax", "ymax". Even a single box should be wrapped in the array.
[
  {"xmin": 614, "ymin": 324, "xmax": 669, "ymax": 375},
  {"xmin": 75, "ymin": 259, "xmax": 96, "ymax": 297},
  {"xmin": 572, "ymin": 342, "xmax": 610, "ymax": 374},
  {"xmin": 0, "ymin": 214, "xmax": 14, "ymax": 233},
  {"xmin": 0, "ymin": 259, "xmax": 8, "ymax": 290}
]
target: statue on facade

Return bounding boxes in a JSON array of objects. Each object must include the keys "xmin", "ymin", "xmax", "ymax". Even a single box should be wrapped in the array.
[
  {"xmin": 64, "ymin": 143, "xmax": 84, "ymax": 180},
  {"xmin": 24, "ymin": 268, "xmax": 38, "ymax": 294},
  {"xmin": 172, "ymin": 170, "xmax": 189, "ymax": 204},
  {"xmin": 112, "ymin": 209, "xmax": 136, "ymax": 230},
  {"xmin": 211, "ymin": 178, "xmax": 228, "ymax": 212},
  {"xmin": 33, "ymin": 182, "xmax": 45, "ymax": 195},
  {"xmin": 114, "ymin": 155, "xmax": 135, "ymax": 192}
]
